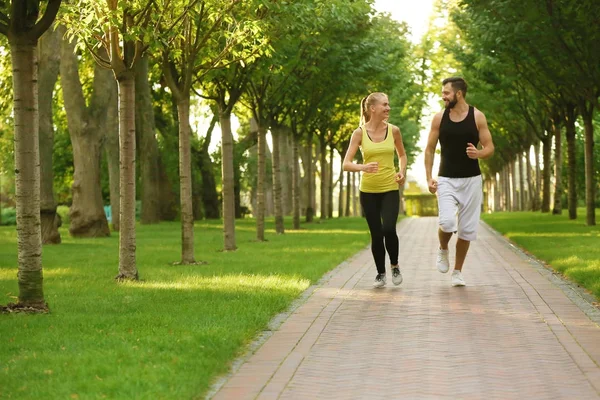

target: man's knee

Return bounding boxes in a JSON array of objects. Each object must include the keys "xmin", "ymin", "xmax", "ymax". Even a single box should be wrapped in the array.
[{"xmin": 439, "ymin": 217, "xmax": 455, "ymax": 234}]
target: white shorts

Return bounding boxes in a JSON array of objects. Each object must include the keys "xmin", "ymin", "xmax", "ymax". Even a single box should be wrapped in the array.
[{"xmin": 437, "ymin": 175, "xmax": 483, "ymax": 241}]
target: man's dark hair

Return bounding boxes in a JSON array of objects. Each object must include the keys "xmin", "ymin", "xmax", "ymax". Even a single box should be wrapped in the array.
[{"xmin": 442, "ymin": 77, "xmax": 468, "ymax": 97}]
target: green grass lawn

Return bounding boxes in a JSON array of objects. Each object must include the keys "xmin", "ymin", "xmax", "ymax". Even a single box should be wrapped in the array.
[
  {"xmin": 0, "ymin": 217, "xmax": 371, "ymax": 400},
  {"xmin": 482, "ymin": 208, "xmax": 600, "ymax": 301}
]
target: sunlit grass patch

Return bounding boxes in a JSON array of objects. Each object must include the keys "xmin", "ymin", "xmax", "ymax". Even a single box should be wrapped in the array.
[
  {"xmin": 0, "ymin": 216, "xmax": 372, "ymax": 399},
  {"xmin": 483, "ymin": 208, "xmax": 600, "ymax": 300}
]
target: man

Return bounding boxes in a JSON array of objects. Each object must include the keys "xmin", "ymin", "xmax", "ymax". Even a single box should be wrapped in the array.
[{"xmin": 424, "ymin": 77, "xmax": 494, "ymax": 286}]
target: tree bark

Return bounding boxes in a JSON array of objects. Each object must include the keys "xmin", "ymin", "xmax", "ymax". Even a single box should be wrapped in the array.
[
  {"xmin": 116, "ymin": 75, "xmax": 138, "ymax": 280},
  {"xmin": 105, "ymin": 82, "xmax": 120, "ymax": 230},
  {"xmin": 580, "ymin": 105, "xmax": 596, "ymax": 226},
  {"xmin": 60, "ymin": 35, "xmax": 110, "ymax": 238},
  {"xmin": 319, "ymin": 136, "xmax": 327, "ymax": 220},
  {"xmin": 292, "ymin": 134, "xmax": 301, "ymax": 229},
  {"xmin": 541, "ymin": 135, "xmax": 552, "ymax": 213},
  {"xmin": 345, "ymin": 170, "xmax": 351, "ymax": 217},
  {"xmin": 338, "ymin": 154, "xmax": 344, "ymax": 218},
  {"xmin": 328, "ymin": 146, "xmax": 335, "ymax": 218},
  {"xmin": 565, "ymin": 106, "xmax": 577, "ymax": 220},
  {"xmin": 552, "ymin": 122, "xmax": 562, "ymax": 215},
  {"xmin": 134, "ymin": 55, "xmax": 160, "ymax": 224},
  {"xmin": 279, "ymin": 130, "xmax": 292, "ymax": 216},
  {"xmin": 11, "ymin": 40, "xmax": 45, "ymax": 306},
  {"xmin": 526, "ymin": 148, "xmax": 533, "ymax": 211},
  {"xmin": 518, "ymin": 153, "xmax": 525, "ymax": 211},
  {"xmin": 271, "ymin": 127, "xmax": 284, "ymax": 234},
  {"xmin": 533, "ymin": 142, "xmax": 541, "ymax": 211},
  {"xmin": 305, "ymin": 131, "xmax": 314, "ymax": 222},
  {"xmin": 256, "ymin": 125, "xmax": 267, "ymax": 240},
  {"xmin": 219, "ymin": 110, "xmax": 236, "ymax": 250},
  {"xmin": 38, "ymin": 26, "xmax": 61, "ymax": 244},
  {"xmin": 177, "ymin": 97, "xmax": 196, "ymax": 263}
]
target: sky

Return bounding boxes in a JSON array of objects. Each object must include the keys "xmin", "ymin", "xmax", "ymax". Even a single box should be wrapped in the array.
[
  {"xmin": 373, "ymin": 0, "xmax": 435, "ymax": 44},
  {"xmin": 374, "ymin": 0, "xmax": 439, "ymax": 186}
]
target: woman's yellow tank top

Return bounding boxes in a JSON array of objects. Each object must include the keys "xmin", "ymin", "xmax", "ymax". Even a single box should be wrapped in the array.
[{"xmin": 359, "ymin": 124, "xmax": 398, "ymax": 193}]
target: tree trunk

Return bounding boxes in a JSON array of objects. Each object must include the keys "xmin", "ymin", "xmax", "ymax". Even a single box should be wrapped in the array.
[
  {"xmin": 116, "ymin": 75, "xmax": 138, "ymax": 280},
  {"xmin": 279, "ymin": 130, "xmax": 291, "ymax": 216},
  {"xmin": 219, "ymin": 110, "xmax": 236, "ymax": 250},
  {"xmin": 134, "ymin": 55, "xmax": 160, "ymax": 224},
  {"xmin": 511, "ymin": 160, "xmax": 518, "ymax": 211},
  {"xmin": 581, "ymin": 106, "xmax": 596, "ymax": 226},
  {"xmin": 352, "ymin": 172, "xmax": 358, "ymax": 216},
  {"xmin": 271, "ymin": 127, "xmax": 284, "ymax": 234},
  {"xmin": 105, "ymin": 82, "xmax": 120, "ymax": 230},
  {"xmin": 328, "ymin": 146, "xmax": 334, "ymax": 218},
  {"xmin": 10, "ymin": 40, "xmax": 45, "ymax": 307},
  {"xmin": 60, "ymin": 35, "xmax": 110, "ymax": 238},
  {"xmin": 338, "ymin": 155, "xmax": 344, "ymax": 218},
  {"xmin": 256, "ymin": 125, "xmax": 267, "ymax": 241},
  {"xmin": 533, "ymin": 142, "xmax": 541, "ymax": 211},
  {"xmin": 541, "ymin": 135, "xmax": 552, "ymax": 213},
  {"xmin": 38, "ymin": 26, "xmax": 61, "ymax": 244},
  {"xmin": 552, "ymin": 122, "xmax": 563, "ymax": 215},
  {"xmin": 291, "ymin": 134, "xmax": 301, "ymax": 229},
  {"xmin": 518, "ymin": 153, "xmax": 525, "ymax": 211},
  {"xmin": 319, "ymin": 137, "xmax": 327, "ymax": 220},
  {"xmin": 526, "ymin": 148, "xmax": 533, "ymax": 211},
  {"xmin": 345, "ymin": 170, "xmax": 351, "ymax": 217},
  {"xmin": 177, "ymin": 97, "xmax": 196, "ymax": 263},
  {"xmin": 493, "ymin": 174, "xmax": 500, "ymax": 212},
  {"xmin": 305, "ymin": 131, "xmax": 314, "ymax": 222},
  {"xmin": 565, "ymin": 107, "xmax": 577, "ymax": 220}
]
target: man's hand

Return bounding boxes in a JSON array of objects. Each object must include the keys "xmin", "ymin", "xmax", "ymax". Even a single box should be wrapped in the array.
[
  {"xmin": 428, "ymin": 178, "xmax": 437, "ymax": 194},
  {"xmin": 466, "ymin": 143, "xmax": 479, "ymax": 159},
  {"xmin": 362, "ymin": 162, "xmax": 379, "ymax": 173},
  {"xmin": 395, "ymin": 172, "xmax": 406, "ymax": 187}
]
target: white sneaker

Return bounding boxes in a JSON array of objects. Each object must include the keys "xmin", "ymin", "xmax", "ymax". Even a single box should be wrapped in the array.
[
  {"xmin": 436, "ymin": 248, "xmax": 450, "ymax": 273},
  {"xmin": 391, "ymin": 267, "xmax": 402, "ymax": 286},
  {"xmin": 451, "ymin": 270, "xmax": 466, "ymax": 286},
  {"xmin": 373, "ymin": 273, "xmax": 386, "ymax": 288}
]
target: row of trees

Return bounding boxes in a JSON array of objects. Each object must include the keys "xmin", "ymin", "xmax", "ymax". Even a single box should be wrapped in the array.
[
  {"xmin": 422, "ymin": 0, "xmax": 599, "ymax": 223},
  {"xmin": 0, "ymin": 1, "xmax": 423, "ymax": 311}
]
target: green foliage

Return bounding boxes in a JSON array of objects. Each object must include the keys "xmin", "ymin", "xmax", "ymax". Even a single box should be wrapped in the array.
[
  {"xmin": 0, "ymin": 207, "xmax": 15, "ymax": 225},
  {"xmin": 56, "ymin": 205, "xmax": 70, "ymax": 225}
]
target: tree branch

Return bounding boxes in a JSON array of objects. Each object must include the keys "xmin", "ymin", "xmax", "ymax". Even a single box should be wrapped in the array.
[{"xmin": 32, "ymin": 0, "xmax": 62, "ymax": 39}]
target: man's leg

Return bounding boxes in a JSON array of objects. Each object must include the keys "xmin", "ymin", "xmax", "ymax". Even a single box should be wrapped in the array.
[
  {"xmin": 438, "ymin": 228, "xmax": 453, "ymax": 250},
  {"xmin": 454, "ymin": 238, "xmax": 470, "ymax": 271}
]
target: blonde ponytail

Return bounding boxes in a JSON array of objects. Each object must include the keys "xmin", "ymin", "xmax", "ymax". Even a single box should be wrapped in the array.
[{"xmin": 360, "ymin": 96, "xmax": 369, "ymax": 126}]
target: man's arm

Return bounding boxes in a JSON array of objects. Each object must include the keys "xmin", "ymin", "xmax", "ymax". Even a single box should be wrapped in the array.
[
  {"xmin": 468, "ymin": 109, "xmax": 494, "ymax": 160},
  {"xmin": 425, "ymin": 112, "xmax": 442, "ymax": 182}
]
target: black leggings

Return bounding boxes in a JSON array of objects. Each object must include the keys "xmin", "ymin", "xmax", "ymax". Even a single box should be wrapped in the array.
[{"xmin": 360, "ymin": 190, "xmax": 400, "ymax": 274}]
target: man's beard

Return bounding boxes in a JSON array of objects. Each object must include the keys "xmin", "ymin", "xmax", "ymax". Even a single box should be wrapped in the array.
[{"xmin": 445, "ymin": 98, "xmax": 457, "ymax": 109}]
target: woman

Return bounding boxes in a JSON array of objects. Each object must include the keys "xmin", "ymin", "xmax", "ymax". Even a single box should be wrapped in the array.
[{"xmin": 343, "ymin": 92, "xmax": 407, "ymax": 288}]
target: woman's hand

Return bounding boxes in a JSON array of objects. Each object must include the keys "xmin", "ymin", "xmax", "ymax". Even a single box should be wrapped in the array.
[
  {"xmin": 362, "ymin": 162, "xmax": 379, "ymax": 173},
  {"xmin": 395, "ymin": 171, "xmax": 406, "ymax": 187}
]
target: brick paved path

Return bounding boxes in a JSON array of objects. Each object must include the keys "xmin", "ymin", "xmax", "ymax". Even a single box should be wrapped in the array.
[{"xmin": 211, "ymin": 217, "xmax": 600, "ymax": 399}]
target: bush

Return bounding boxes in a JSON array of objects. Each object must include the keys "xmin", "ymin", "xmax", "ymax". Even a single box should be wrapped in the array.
[
  {"xmin": 0, "ymin": 207, "xmax": 16, "ymax": 225},
  {"xmin": 56, "ymin": 205, "xmax": 70, "ymax": 226}
]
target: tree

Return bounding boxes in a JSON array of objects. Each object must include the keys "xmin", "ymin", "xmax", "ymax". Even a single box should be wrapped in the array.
[
  {"xmin": 64, "ymin": 0, "xmax": 159, "ymax": 280},
  {"xmin": 0, "ymin": 0, "xmax": 62, "ymax": 311}
]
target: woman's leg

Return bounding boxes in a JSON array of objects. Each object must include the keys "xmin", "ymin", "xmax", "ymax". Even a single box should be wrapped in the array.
[
  {"xmin": 360, "ymin": 191, "xmax": 386, "ymax": 274},
  {"xmin": 381, "ymin": 190, "xmax": 400, "ymax": 266}
]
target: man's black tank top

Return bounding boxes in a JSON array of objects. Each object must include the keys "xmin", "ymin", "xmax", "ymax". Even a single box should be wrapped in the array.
[{"xmin": 438, "ymin": 105, "xmax": 481, "ymax": 178}]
